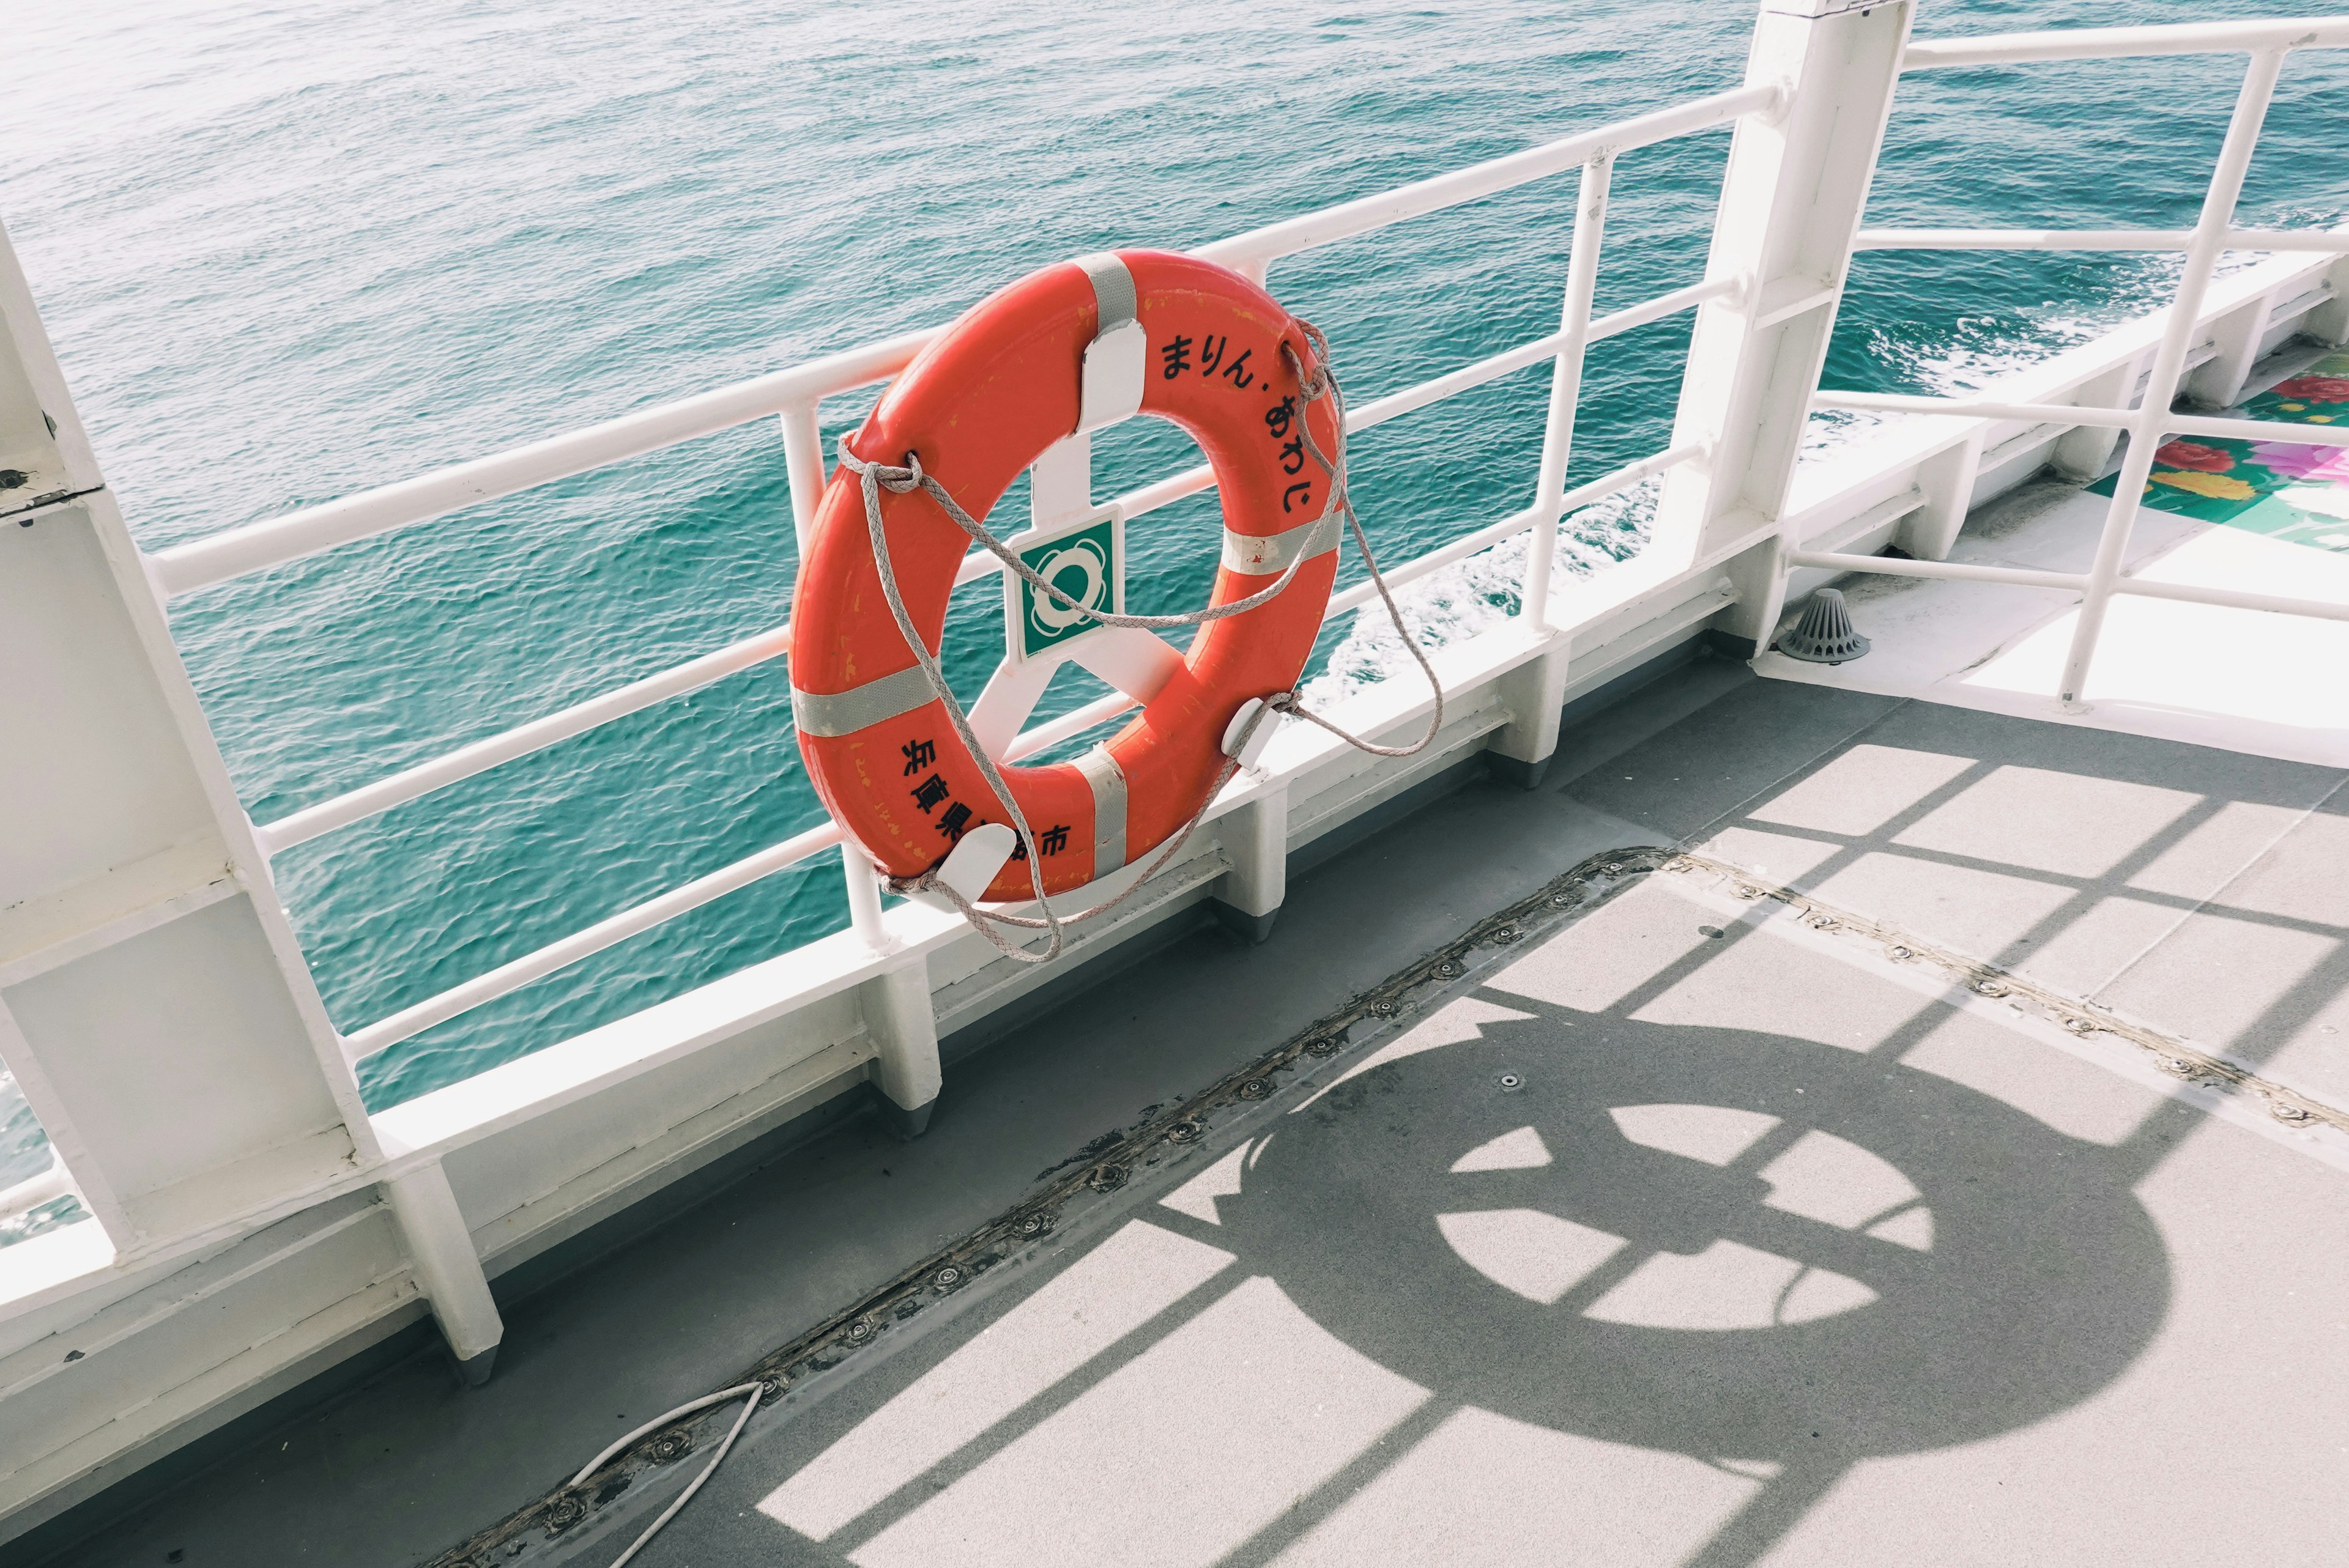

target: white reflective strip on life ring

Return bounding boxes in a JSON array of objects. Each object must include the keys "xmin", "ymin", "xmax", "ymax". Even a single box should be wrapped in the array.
[
  {"xmin": 1074, "ymin": 253, "xmax": 1146, "ymax": 435},
  {"xmin": 1222, "ymin": 512, "xmax": 1342, "ymax": 576},
  {"xmin": 1074, "ymin": 744, "xmax": 1127, "ymax": 875},
  {"xmin": 791, "ymin": 664, "xmax": 937, "ymax": 738}
]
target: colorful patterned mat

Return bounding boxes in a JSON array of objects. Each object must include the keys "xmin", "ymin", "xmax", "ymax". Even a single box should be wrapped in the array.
[{"xmin": 2088, "ymin": 349, "xmax": 2349, "ymax": 553}]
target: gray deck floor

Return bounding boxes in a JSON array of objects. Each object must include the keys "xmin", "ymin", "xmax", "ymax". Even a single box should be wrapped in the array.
[{"xmin": 46, "ymin": 656, "xmax": 2349, "ymax": 1567}]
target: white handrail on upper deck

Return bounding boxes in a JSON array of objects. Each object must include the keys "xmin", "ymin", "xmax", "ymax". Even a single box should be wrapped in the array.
[
  {"xmin": 1854, "ymin": 228, "xmax": 2349, "ymax": 251},
  {"xmin": 149, "ymin": 83, "xmax": 1773, "ymax": 602},
  {"xmin": 1811, "ymin": 21, "xmax": 2349, "ymax": 714},
  {"xmin": 1902, "ymin": 17, "xmax": 2349, "ymax": 68}
]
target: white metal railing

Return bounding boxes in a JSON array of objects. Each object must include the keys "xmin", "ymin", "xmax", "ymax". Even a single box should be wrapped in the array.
[
  {"xmin": 140, "ymin": 87, "xmax": 1770, "ymax": 1061},
  {"xmin": 1899, "ymin": 16, "xmax": 2349, "ymax": 68},
  {"xmin": 255, "ymin": 275, "xmax": 1738, "ymax": 859},
  {"xmin": 1811, "ymin": 21, "xmax": 2349, "ymax": 709},
  {"xmin": 1854, "ymin": 227, "xmax": 2349, "ymax": 251},
  {"xmin": 0, "ymin": 1161, "xmax": 73, "ymax": 1230},
  {"xmin": 139, "ymin": 15, "xmax": 2349, "ymax": 1072}
]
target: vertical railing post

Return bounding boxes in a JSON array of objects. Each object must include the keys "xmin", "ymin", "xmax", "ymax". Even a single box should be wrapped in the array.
[
  {"xmin": 779, "ymin": 399, "xmax": 943, "ymax": 1133},
  {"xmin": 385, "ymin": 1161, "xmax": 504, "ymax": 1385},
  {"xmin": 1209, "ymin": 782, "xmax": 1289, "ymax": 943},
  {"xmin": 2057, "ymin": 48, "xmax": 2286, "ymax": 711},
  {"xmin": 1487, "ymin": 155, "xmax": 1609, "ymax": 789},
  {"xmin": 778, "ymin": 401, "xmax": 828, "ymax": 557},
  {"xmin": 1524, "ymin": 153, "xmax": 1612, "ymax": 628},
  {"xmin": 779, "ymin": 399, "xmax": 892, "ymax": 948},
  {"xmin": 1649, "ymin": 0, "xmax": 1915, "ymax": 659}
]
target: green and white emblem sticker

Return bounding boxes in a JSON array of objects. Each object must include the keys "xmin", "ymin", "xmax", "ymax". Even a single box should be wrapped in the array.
[{"xmin": 1006, "ymin": 509, "xmax": 1123, "ymax": 663}]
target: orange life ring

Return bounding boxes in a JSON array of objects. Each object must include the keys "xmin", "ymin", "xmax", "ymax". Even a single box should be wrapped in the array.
[{"xmin": 789, "ymin": 250, "xmax": 1342, "ymax": 902}]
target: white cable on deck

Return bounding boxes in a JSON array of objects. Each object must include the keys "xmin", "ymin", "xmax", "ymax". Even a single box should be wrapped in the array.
[{"xmin": 565, "ymin": 1380, "xmax": 766, "ymax": 1568}]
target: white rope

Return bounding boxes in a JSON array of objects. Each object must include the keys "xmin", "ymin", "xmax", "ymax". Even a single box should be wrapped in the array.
[
  {"xmin": 840, "ymin": 322, "xmax": 1442, "ymax": 961},
  {"xmin": 565, "ymin": 1380, "xmax": 765, "ymax": 1568}
]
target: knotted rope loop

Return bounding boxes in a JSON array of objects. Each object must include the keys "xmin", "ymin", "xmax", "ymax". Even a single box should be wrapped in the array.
[{"xmin": 861, "ymin": 449, "xmax": 927, "ymax": 494}]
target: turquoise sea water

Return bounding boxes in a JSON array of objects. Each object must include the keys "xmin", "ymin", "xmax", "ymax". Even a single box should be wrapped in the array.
[{"xmin": 3, "ymin": 1, "xmax": 2345, "ymax": 1213}]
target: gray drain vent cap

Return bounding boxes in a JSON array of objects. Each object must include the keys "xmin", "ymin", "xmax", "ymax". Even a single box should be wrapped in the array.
[{"xmin": 1778, "ymin": 586, "xmax": 1870, "ymax": 665}]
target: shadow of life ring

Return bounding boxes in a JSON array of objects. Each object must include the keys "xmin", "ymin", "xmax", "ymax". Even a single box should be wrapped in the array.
[{"xmin": 1219, "ymin": 1012, "xmax": 2169, "ymax": 1463}]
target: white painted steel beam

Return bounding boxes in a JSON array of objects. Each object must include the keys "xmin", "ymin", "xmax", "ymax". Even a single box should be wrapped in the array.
[
  {"xmin": 1523, "ymin": 155, "xmax": 1611, "ymax": 629},
  {"xmin": 0, "ymin": 216, "xmax": 389, "ymax": 1267},
  {"xmin": 383, "ymin": 1163, "xmax": 502, "ymax": 1384},
  {"xmin": 1208, "ymin": 783, "xmax": 1288, "ymax": 942},
  {"xmin": 1651, "ymin": 0, "xmax": 1915, "ymax": 654},
  {"xmin": 1903, "ymin": 18, "xmax": 2349, "ymax": 70},
  {"xmin": 859, "ymin": 964, "xmax": 941, "ymax": 1136},
  {"xmin": 2110, "ymin": 575, "xmax": 2349, "ymax": 623},
  {"xmin": 1788, "ymin": 550, "xmax": 2088, "ymax": 592}
]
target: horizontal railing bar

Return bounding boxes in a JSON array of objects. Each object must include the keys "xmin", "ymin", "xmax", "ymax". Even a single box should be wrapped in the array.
[
  {"xmin": 1003, "ymin": 691, "xmax": 1138, "ymax": 762},
  {"xmin": 1194, "ymin": 84, "xmax": 1777, "ymax": 272},
  {"xmin": 258, "ymin": 622, "xmax": 795, "ymax": 852},
  {"xmin": 1343, "ymin": 276, "xmax": 1737, "ymax": 439},
  {"xmin": 1587, "ymin": 274, "xmax": 1743, "ymax": 339},
  {"xmin": 1057, "ymin": 279, "xmax": 1734, "ymax": 546},
  {"xmin": 344, "ymin": 819, "xmax": 845, "ymax": 1060},
  {"xmin": 1814, "ymin": 391, "xmax": 2132, "ymax": 427},
  {"xmin": 1326, "ymin": 442, "xmax": 1701, "ymax": 615},
  {"xmin": 1812, "ymin": 390, "xmax": 2349, "ymax": 448},
  {"xmin": 1789, "ymin": 550, "xmax": 2089, "ymax": 591},
  {"xmin": 150, "ymin": 336, "xmax": 933, "ymax": 599},
  {"xmin": 1904, "ymin": 18, "xmax": 2349, "ymax": 69},
  {"xmin": 2110, "ymin": 575, "xmax": 2349, "ymax": 622},
  {"xmin": 0, "ymin": 1160, "xmax": 72, "ymax": 1226},
  {"xmin": 1854, "ymin": 227, "xmax": 2349, "ymax": 252},
  {"xmin": 155, "ymin": 91, "xmax": 1773, "ymax": 602}
]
